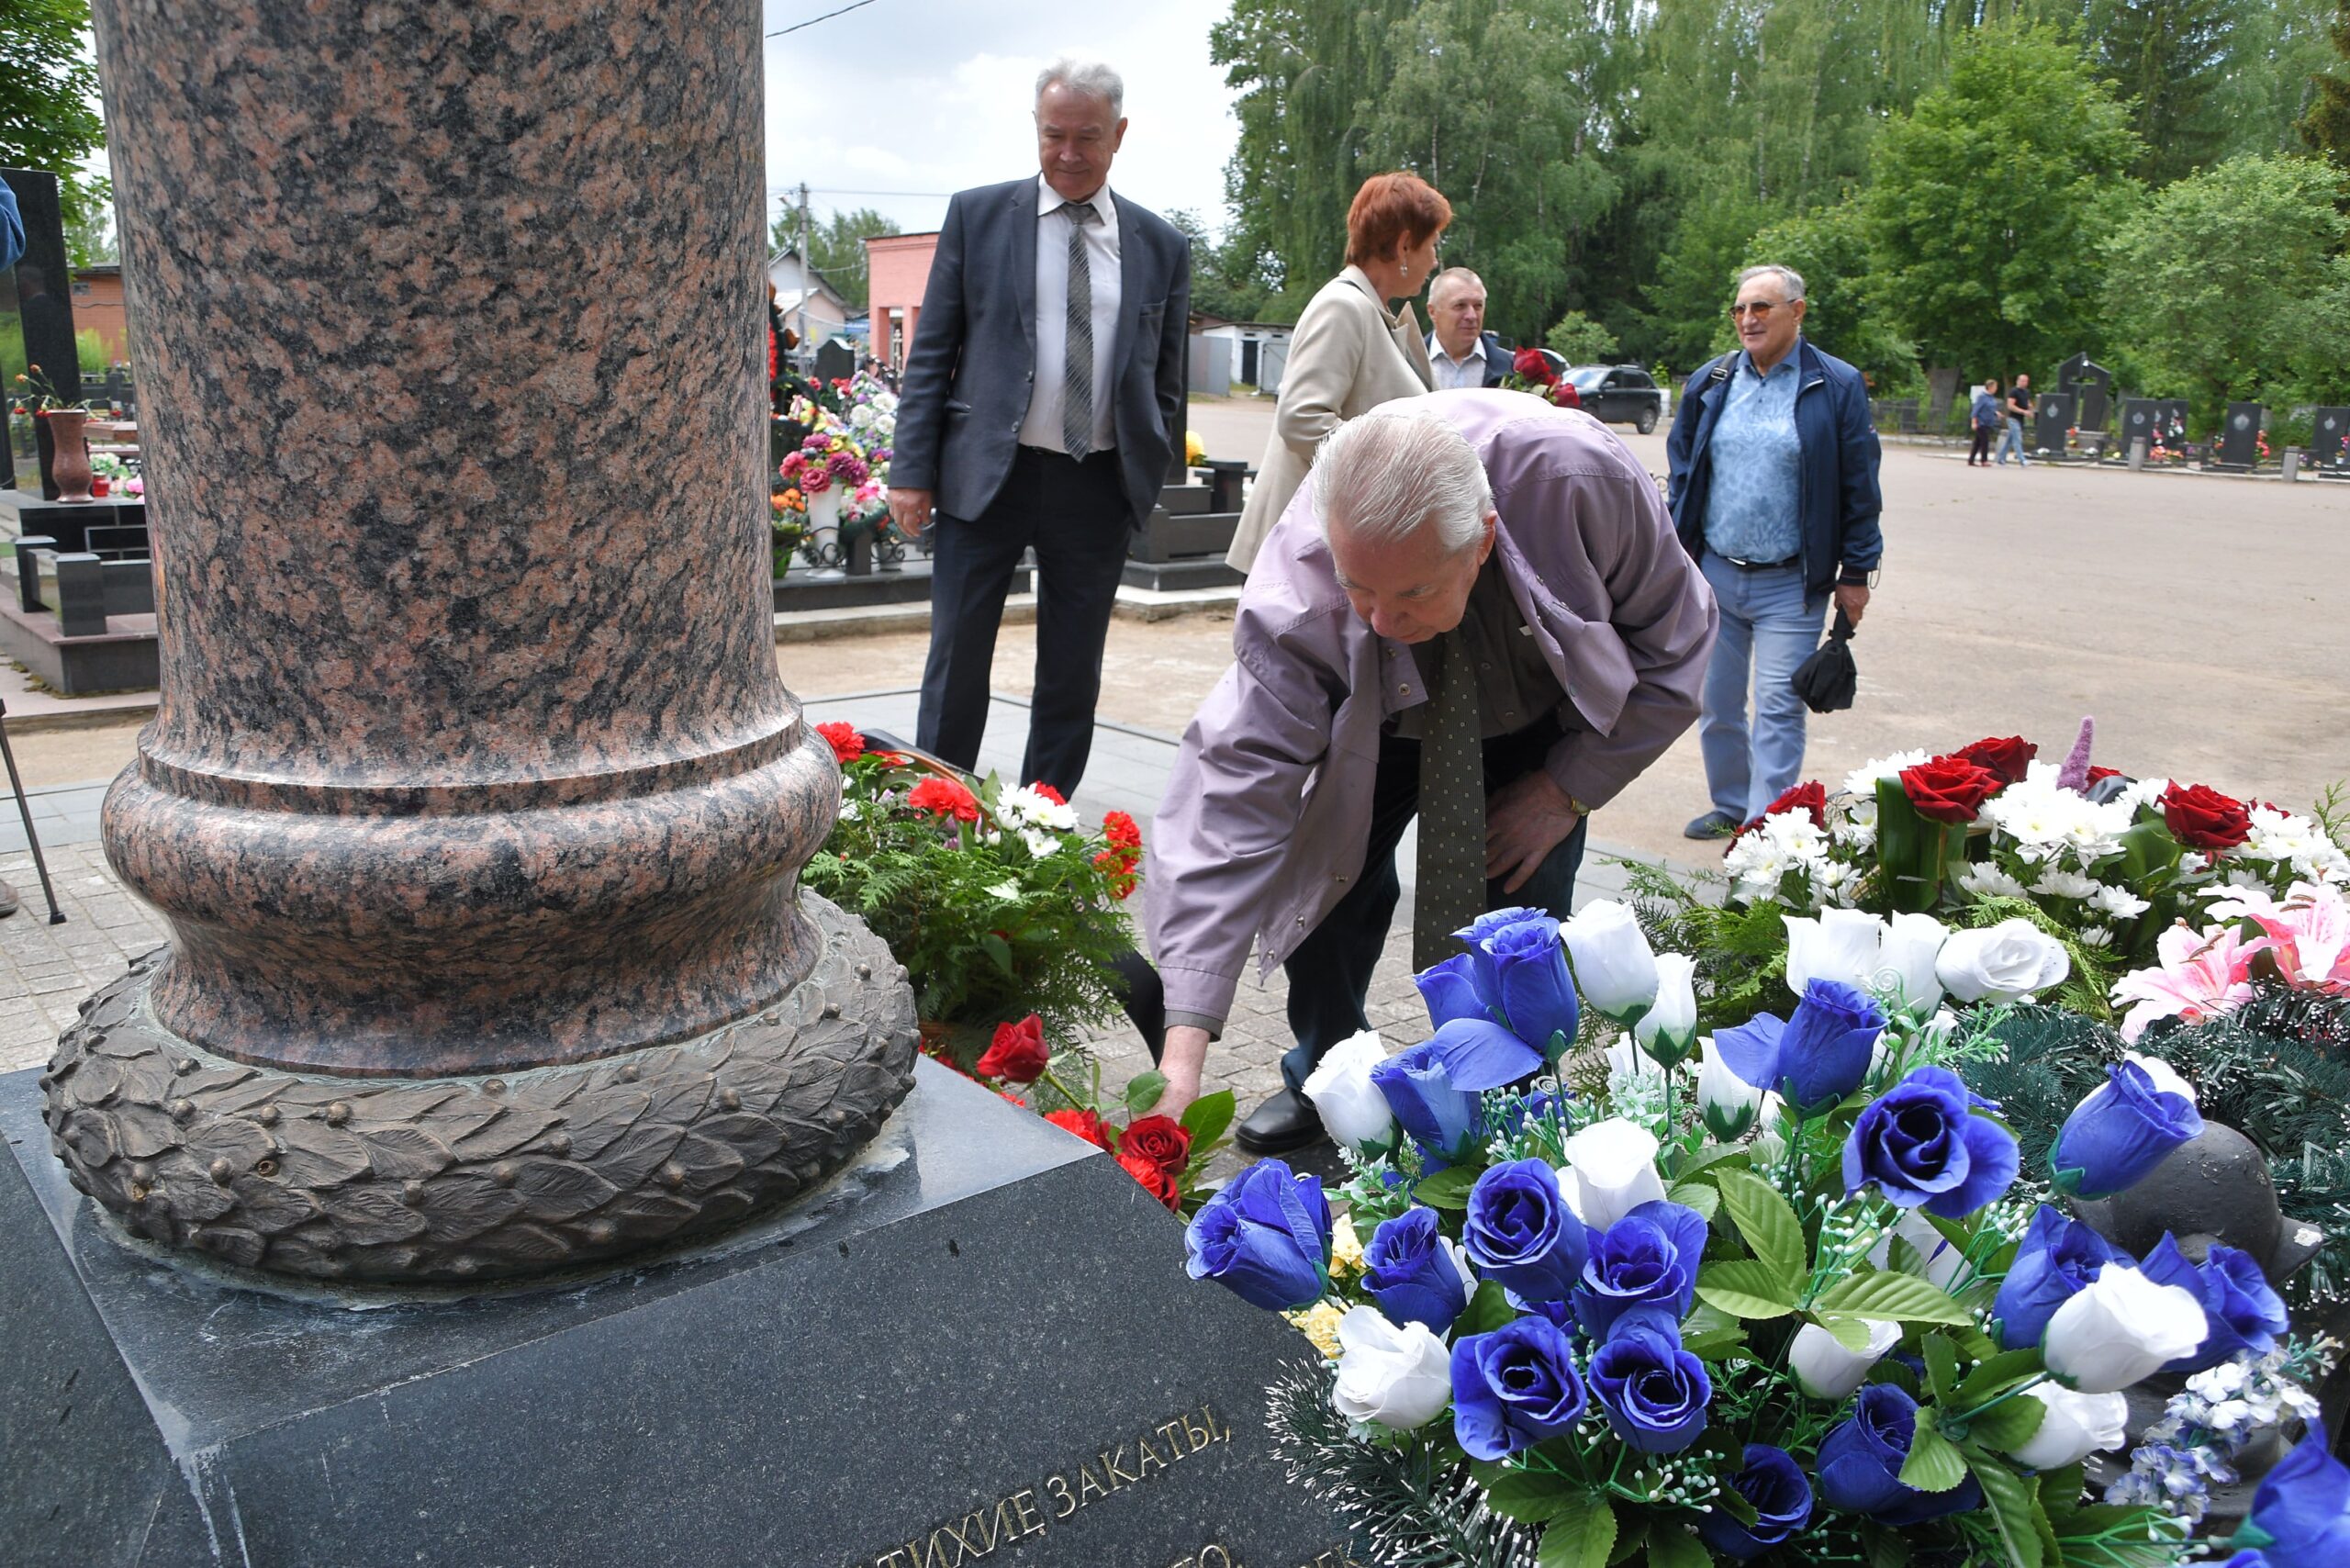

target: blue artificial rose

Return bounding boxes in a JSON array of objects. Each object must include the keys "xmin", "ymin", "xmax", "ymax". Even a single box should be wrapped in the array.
[
  {"xmin": 1994, "ymin": 1204, "xmax": 2128, "ymax": 1350},
  {"xmin": 1363, "ymin": 1206, "xmax": 1474, "ymax": 1335},
  {"xmin": 1449, "ymin": 1314, "xmax": 1589, "ymax": 1460},
  {"xmin": 2137, "ymin": 1234, "xmax": 2290, "ymax": 1373},
  {"xmin": 1572, "ymin": 1200, "xmax": 1708, "ymax": 1339},
  {"xmin": 2218, "ymin": 1553, "xmax": 2274, "ymax": 1568},
  {"xmin": 1428, "ymin": 1016, "xmax": 1548, "ymax": 1092},
  {"xmin": 1182, "ymin": 1158, "xmax": 1332, "ymax": 1311},
  {"xmin": 1414, "ymin": 953, "xmax": 1493, "ymax": 1030},
  {"xmin": 1454, "ymin": 905, "xmax": 1550, "ymax": 954},
  {"xmin": 2243, "ymin": 1419, "xmax": 2350, "ymax": 1558},
  {"xmin": 2051, "ymin": 1059, "xmax": 2204, "ymax": 1199},
  {"xmin": 1841, "ymin": 1066, "xmax": 2021, "ymax": 1219},
  {"xmin": 1463, "ymin": 1159, "xmax": 1589, "ymax": 1307},
  {"xmin": 1816, "ymin": 1383, "xmax": 1985, "ymax": 1526},
  {"xmin": 1714, "ymin": 980, "xmax": 1885, "ymax": 1113},
  {"xmin": 1697, "ymin": 1444, "xmax": 1815, "ymax": 1562},
  {"xmin": 1370, "ymin": 1040, "xmax": 1484, "ymax": 1165},
  {"xmin": 1586, "ymin": 1305, "xmax": 1713, "ymax": 1454},
  {"xmin": 1476, "ymin": 914, "xmax": 1579, "ymax": 1059}
]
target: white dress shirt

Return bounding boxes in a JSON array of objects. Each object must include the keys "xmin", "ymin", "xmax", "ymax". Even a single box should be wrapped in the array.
[
  {"xmin": 1427, "ymin": 334, "xmax": 1488, "ymax": 391},
  {"xmin": 1019, "ymin": 176, "xmax": 1122, "ymax": 455}
]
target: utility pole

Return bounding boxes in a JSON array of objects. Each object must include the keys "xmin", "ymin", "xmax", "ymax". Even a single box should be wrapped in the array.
[{"xmin": 794, "ymin": 182, "xmax": 811, "ymax": 361}]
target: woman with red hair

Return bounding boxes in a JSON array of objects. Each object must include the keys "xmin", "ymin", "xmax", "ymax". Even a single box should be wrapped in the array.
[{"xmin": 1225, "ymin": 172, "xmax": 1450, "ymax": 572}]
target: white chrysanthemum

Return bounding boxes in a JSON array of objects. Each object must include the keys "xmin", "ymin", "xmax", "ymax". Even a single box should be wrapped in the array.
[
  {"xmin": 985, "ymin": 879, "xmax": 1022, "ymax": 900},
  {"xmin": 1842, "ymin": 750, "xmax": 1930, "ymax": 801},
  {"xmin": 2031, "ymin": 869, "xmax": 2102, "ymax": 902},
  {"xmin": 1020, "ymin": 829, "xmax": 1059, "ymax": 858},
  {"xmin": 2088, "ymin": 884, "xmax": 2152, "ymax": 919},
  {"xmin": 2113, "ymin": 777, "xmax": 2172, "ymax": 813},
  {"xmin": 838, "ymin": 799, "xmax": 863, "ymax": 822},
  {"xmin": 2078, "ymin": 926, "xmax": 2114, "ymax": 949},
  {"xmin": 2242, "ymin": 807, "xmax": 2350, "ymax": 884},
  {"xmin": 997, "ymin": 784, "xmax": 1078, "ymax": 833},
  {"xmin": 1957, "ymin": 863, "xmax": 2031, "ymax": 900}
]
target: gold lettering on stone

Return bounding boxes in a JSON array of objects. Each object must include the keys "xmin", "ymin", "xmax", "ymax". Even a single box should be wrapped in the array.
[
  {"xmin": 1007, "ymin": 1489, "xmax": 1046, "ymax": 1539},
  {"xmin": 1136, "ymin": 1435, "xmax": 1168, "ymax": 1478},
  {"xmin": 1101, "ymin": 1444, "xmax": 1139, "ymax": 1487},
  {"xmin": 1076, "ymin": 1461, "xmax": 1111, "ymax": 1506},
  {"xmin": 1044, "ymin": 1474, "xmax": 1078, "ymax": 1520}
]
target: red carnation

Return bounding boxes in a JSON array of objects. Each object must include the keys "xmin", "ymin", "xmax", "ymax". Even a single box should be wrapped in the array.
[
  {"xmin": 1511, "ymin": 347, "xmax": 1555, "ymax": 384},
  {"xmin": 1102, "ymin": 810, "xmax": 1142, "ymax": 851},
  {"xmin": 1028, "ymin": 782, "xmax": 1067, "ymax": 806},
  {"xmin": 975, "ymin": 1014, "xmax": 1048, "ymax": 1083},
  {"xmin": 1117, "ymin": 1114, "xmax": 1192, "ymax": 1179},
  {"xmin": 2160, "ymin": 782, "xmax": 2252, "ymax": 850},
  {"xmin": 1117, "ymin": 1150, "xmax": 1182, "ymax": 1212},
  {"xmin": 1897, "ymin": 756, "xmax": 2000, "ymax": 825},
  {"xmin": 1093, "ymin": 847, "xmax": 1139, "ymax": 900},
  {"xmin": 1951, "ymin": 735, "xmax": 2037, "ymax": 788},
  {"xmin": 1044, "ymin": 1107, "xmax": 1115, "ymax": 1150},
  {"xmin": 814, "ymin": 721, "xmax": 865, "ymax": 764},
  {"xmin": 907, "ymin": 775, "xmax": 980, "ymax": 823}
]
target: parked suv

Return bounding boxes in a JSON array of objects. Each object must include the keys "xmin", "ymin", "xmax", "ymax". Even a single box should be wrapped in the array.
[{"xmin": 1563, "ymin": 364, "xmax": 1665, "ymax": 433}]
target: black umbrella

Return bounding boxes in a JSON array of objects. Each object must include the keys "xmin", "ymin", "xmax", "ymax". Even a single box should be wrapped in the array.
[{"xmin": 1790, "ymin": 606, "xmax": 1859, "ymax": 713}]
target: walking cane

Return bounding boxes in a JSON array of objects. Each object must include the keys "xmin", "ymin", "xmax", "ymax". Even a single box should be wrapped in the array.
[{"xmin": 0, "ymin": 698, "xmax": 67, "ymax": 924}]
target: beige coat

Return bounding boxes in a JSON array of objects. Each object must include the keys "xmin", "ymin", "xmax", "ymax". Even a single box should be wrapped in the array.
[{"xmin": 1225, "ymin": 267, "xmax": 1434, "ymax": 572}]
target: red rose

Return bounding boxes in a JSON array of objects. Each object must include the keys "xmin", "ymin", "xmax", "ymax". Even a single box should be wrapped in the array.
[
  {"xmin": 815, "ymin": 721, "xmax": 865, "ymax": 764},
  {"xmin": 1951, "ymin": 735, "xmax": 2037, "ymax": 787},
  {"xmin": 1552, "ymin": 380, "xmax": 1580, "ymax": 408},
  {"xmin": 1511, "ymin": 347, "xmax": 1555, "ymax": 383},
  {"xmin": 2087, "ymin": 766, "xmax": 2121, "ymax": 784},
  {"xmin": 906, "ymin": 776, "xmax": 980, "ymax": 823},
  {"xmin": 1117, "ymin": 1114, "xmax": 1192, "ymax": 1178},
  {"xmin": 1028, "ymin": 781, "xmax": 1067, "ymax": 806},
  {"xmin": 1738, "ymin": 781, "xmax": 1827, "ymax": 838},
  {"xmin": 1044, "ymin": 1107, "xmax": 1114, "ymax": 1150},
  {"xmin": 1117, "ymin": 1150, "xmax": 1182, "ymax": 1212},
  {"xmin": 975, "ymin": 1014, "xmax": 1049, "ymax": 1083},
  {"xmin": 1897, "ymin": 756, "xmax": 2000, "ymax": 825},
  {"xmin": 2160, "ymin": 782, "xmax": 2252, "ymax": 850},
  {"xmin": 1102, "ymin": 810, "xmax": 1142, "ymax": 851}
]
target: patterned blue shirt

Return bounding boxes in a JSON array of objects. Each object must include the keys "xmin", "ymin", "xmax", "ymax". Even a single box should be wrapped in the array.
[{"xmin": 1701, "ymin": 345, "xmax": 1805, "ymax": 564}]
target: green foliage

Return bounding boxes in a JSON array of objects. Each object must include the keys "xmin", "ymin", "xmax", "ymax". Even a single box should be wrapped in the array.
[
  {"xmin": 1613, "ymin": 857, "xmax": 1796, "ymax": 1034},
  {"xmin": 1863, "ymin": 21, "xmax": 2144, "ymax": 380},
  {"xmin": 2304, "ymin": 0, "xmax": 2350, "ymax": 171},
  {"xmin": 1543, "ymin": 310, "xmax": 1616, "ymax": 364},
  {"xmin": 768, "ymin": 205, "xmax": 900, "ymax": 312},
  {"xmin": 1164, "ymin": 206, "xmax": 1278, "ymax": 323},
  {"xmin": 2104, "ymin": 154, "xmax": 2350, "ymax": 425},
  {"xmin": 0, "ymin": 0, "xmax": 108, "ymax": 239},
  {"xmin": 74, "ymin": 326, "xmax": 109, "ymax": 375},
  {"xmin": 1742, "ymin": 200, "xmax": 1921, "ymax": 397},
  {"xmin": 2090, "ymin": 0, "xmax": 2233, "ymax": 185}
]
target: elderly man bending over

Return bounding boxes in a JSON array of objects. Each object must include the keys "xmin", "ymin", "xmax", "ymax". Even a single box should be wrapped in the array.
[{"xmin": 1146, "ymin": 391, "xmax": 1717, "ymax": 1148}]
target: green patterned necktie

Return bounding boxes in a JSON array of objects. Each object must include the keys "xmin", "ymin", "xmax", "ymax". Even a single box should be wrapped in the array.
[{"xmin": 1414, "ymin": 628, "xmax": 1485, "ymax": 970}]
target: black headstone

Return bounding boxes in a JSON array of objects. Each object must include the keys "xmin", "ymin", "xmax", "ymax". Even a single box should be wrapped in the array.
[
  {"xmin": 2057, "ymin": 353, "xmax": 2113, "ymax": 432},
  {"xmin": 2310, "ymin": 408, "xmax": 2350, "ymax": 471},
  {"xmin": 2119, "ymin": 398, "xmax": 2159, "ymax": 456},
  {"xmin": 2034, "ymin": 390, "xmax": 2075, "ymax": 455},
  {"xmin": 2218, "ymin": 402, "xmax": 2263, "ymax": 469},
  {"xmin": 4, "ymin": 169, "xmax": 83, "ymax": 494},
  {"xmin": 0, "ymin": 1061, "xmax": 1351, "ymax": 1567},
  {"xmin": 814, "ymin": 336, "xmax": 856, "ymax": 385},
  {"xmin": 2157, "ymin": 399, "xmax": 2190, "ymax": 448}
]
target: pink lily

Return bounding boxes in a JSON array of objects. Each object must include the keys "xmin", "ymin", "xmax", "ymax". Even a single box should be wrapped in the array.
[
  {"xmin": 2111, "ymin": 923, "xmax": 2258, "ymax": 1043},
  {"xmin": 2210, "ymin": 881, "xmax": 2350, "ymax": 991}
]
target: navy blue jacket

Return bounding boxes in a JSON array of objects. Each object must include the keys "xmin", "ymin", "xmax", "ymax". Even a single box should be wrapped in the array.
[
  {"xmin": 891, "ymin": 178, "xmax": 1191, "ymax": 529},
  {"xmin": 1664, "ymin": 339, "xmax": 1883, "ymax": 595}
]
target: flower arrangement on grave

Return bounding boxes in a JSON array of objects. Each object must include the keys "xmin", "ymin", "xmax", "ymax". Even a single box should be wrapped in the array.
[
  {"xmin": 1182, "ymin": 901, "xmax": 2329, "ymax": 1567},
  {"xmin": 799, "ymin": 722, "xmax": 1142, "ymax": 1054},
  {"xmin": 1502, "ymin": 348, "xmax": 1581, "ymax": 410},
  {"xmin": 1186, "ymin": 429, "xmax": 1206, "ymax": 466},
  {"xmin": 7, "ymin": 364, "xmax": 90, "ymax": 416}
]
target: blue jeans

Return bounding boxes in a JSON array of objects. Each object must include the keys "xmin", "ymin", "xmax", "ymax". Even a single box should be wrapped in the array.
[
  {"xmin": 1698, "ymin": 552, "xmax": 1828, "ymax": 824},
  {"xmin": 1994, "ymin": 418, "xmax": 2027, "ymax": 466}
]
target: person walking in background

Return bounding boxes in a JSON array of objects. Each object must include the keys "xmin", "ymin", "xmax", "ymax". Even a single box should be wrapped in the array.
[
  {"xmin": 1425, "ymin": 267, "xmax": 1511, "ymax": 389},
  {"xmin": 1996, "ymin": 372, "xmax": 2033, "ymax": 467},
  {"xmin": 1223, "ymin": 173, "xmax": 1443, "ymax": 574},
  {"xmin": 1969, "ymin": 377, "xmax": 2000, "ymax": 466},
  {"xmin": 886, "ymin": 56, "xmax": 1190, "ymax": 800},
  {"xmin": 1667, "ymin": 263, "xmax": 1882, "ymax": 842}
]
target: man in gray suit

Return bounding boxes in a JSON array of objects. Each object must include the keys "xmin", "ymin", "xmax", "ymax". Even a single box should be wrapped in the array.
[{"xmin": 888, "ymin": 57, "xmax": 1191, "ymax": 800}]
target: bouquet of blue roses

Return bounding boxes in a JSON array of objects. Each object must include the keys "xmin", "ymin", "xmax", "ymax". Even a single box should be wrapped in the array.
[{"xmin": 1181, "ymin": 900, "xmax": 2318, "ymax": 1568}]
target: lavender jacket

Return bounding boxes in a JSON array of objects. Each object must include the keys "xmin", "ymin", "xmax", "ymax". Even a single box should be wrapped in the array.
[{"xmin": 1144, "ymin": 389, "xmax": 1717, "ymax": 1028}]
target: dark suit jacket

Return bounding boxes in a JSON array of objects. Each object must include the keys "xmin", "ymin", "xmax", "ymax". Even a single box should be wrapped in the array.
[
  {"xmin": 1424, "ymin": 330, "xmax": 1513, "ymax": 387},
  {"xmin": 891, "ymin": 178, "xmax": 1192, "ymax": 528}
]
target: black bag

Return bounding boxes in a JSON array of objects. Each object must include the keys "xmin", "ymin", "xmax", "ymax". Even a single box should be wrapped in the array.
[{"xmin": 1790, "ymin": 606, "xmax": 1859, "ymax": 713}]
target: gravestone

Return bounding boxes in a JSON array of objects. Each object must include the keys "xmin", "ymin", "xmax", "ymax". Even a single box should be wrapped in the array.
[
  {"xmin": 815, "ymin": 336, "xmax": 856, "ymax": 385},
  {"xmin": 2217, "ymin": 402, "xmax": 2263, "ymax": 469},
  {"xmin": 2056, "ymin": 352, "xmax": 2112, "ymax": 432},
  {"xmin": 2311, "ymin": 407, "xmax": 2350, "ymax": 472},
  {"xmin": 2157, "ymin": 399, "xmax": 2190, "ymax": 450},
  {"xmin": 3, "ymin": 168, "xmax": 83, "ymax": 495},
  {"xmin": 2034, "ymin": 390, "xmax": 2075, "ymax": 455},
  {"xmin": 2119, "ymin": 398, "xmax": 2159, "ymax": 459}
]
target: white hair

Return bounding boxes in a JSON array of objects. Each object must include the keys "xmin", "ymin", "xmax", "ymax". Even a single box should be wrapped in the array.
[
  {"xmin": 1312, "ymin": 409, "xmax": 1492, "ymax": 555},
  {"xmin": 1035, "ymin": 56, "xmax": 1125, "ymax": 119},
  {"xmin": 1428, "ymin": 266, "xmax": 1485, "ymax": 305},
  {"xmin": 1735, "ymin": 263, "xmax": 1806, "ymax": 302}
]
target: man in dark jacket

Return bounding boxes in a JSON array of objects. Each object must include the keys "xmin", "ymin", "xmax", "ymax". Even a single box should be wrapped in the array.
[
  {"xmin": 887, "ymin": 56, "xmax": 1191, "ymax": 800},
  {"xmin": 1665, "ymin": 263, "xmax": 1882, "ymax": 839}
]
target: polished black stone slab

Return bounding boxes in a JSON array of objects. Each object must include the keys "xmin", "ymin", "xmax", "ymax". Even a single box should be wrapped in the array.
[{"xmin": 0, "ymin": 1058, "xmax": 1349, "ymax": 1567}]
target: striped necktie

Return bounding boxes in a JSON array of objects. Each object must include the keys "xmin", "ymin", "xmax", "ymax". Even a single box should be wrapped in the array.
[
  {"xmin": 1414, "ymin": 628, "xmax": 1486, "ymax": 970},
  {"xmin": 1062, "ymin": 202, "xmax": 1098, "ymax": 461}
]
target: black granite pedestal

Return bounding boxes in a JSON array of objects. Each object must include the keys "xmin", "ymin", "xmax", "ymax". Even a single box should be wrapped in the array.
[{"xmin": 1, "ymin": 1059, "xmax": 1349, "ymax": 1567}]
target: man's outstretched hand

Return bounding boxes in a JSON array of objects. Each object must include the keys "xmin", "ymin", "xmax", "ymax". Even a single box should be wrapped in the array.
[{"xmin": 1157, "ymin": 1025, "xmax": 1211, "ymax": 1120}]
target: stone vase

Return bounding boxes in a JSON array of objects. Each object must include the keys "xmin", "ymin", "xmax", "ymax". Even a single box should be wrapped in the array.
[
  {"xmin": 46, "ymin": 409, "xmax": 95, "ymax": 503},
  {"xmin": 31, "ymin": 407, "xmax": 61, "ymax": 499}
]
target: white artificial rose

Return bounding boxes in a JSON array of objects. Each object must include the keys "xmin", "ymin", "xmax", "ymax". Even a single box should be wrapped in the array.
[
  {"xmin": 2122, "ymin": 1051, "xmax": 2197, "ymax": 1105},
  {"xmin": 1558, "ymin": 1118, "xmax": 1668, "ymax": 1231},
  {"xmin": 1561, "ymin": 902, "xmax": 1660, "ymax": 1020},
  {"xmin": 1873, "ymin": 913, "xmax": 1950, "ymax": 1019},
  {"xmin": 1935, "ymin": 918, "xmax": 2072, "ymax": 1003},
  {"xmin": 2042, "ymin": 1264, "xmax": 2209, "ymax": 1394},
  {"xmin": 1866, "ymin": 1209, "xmax": 1966, "ymax": 1289},
  {"xmin": 2010, "ymin": 1384, "xmax": 2131, "ymax": 1470},
  {"xmin": 1785, "ymin": 907, "xmax": 1886, "ymax": 994},
  {"xmin": 1696, "ymin": 1036, "xmax": 1764, "ymax": 1140},
  {"xmin": 1789, "ymin": 1319, "xmax": 1904, "ymax": 1401},
  {"xmin": 1635, "ymin": 954, "xmax": 1700, "ymax": 1062},
  {"xmin": 1604, "ymin": 1036, "xmax": 1663, "ymax": 1079},
  {"xmin": 1330, "ymin": 1305, "xmax": 1453, "ymax": 1429},
  {"xmin": 1302, "ymin": 1031, "xmax": 1397, "ymax": 1151}
]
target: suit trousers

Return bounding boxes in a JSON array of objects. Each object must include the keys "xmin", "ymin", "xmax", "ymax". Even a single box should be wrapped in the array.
[
  {"xmin": 1279, "ymin": 718, "xmax": 1587, "ymax": 1095},
  {"xmin": 917, "ymin": 444, "xmax": 1132, "ymax": 800}
]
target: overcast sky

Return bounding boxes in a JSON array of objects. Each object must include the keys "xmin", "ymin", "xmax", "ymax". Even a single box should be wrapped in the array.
[{"xmin": 758, "ymin": 0, "xmax": 1240, "ymax": 242}]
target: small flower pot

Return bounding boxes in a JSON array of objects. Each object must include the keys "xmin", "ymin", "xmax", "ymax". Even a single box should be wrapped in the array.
[{"xmin": 46, "ymin": 409, "xmax": 96, "ymax": 504}]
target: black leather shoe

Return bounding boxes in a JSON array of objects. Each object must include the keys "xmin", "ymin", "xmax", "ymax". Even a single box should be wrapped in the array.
[
  {"xmin": 1233, "ymin": 1088, "xmax": 1327, "ymax": 1156},
  {"xmin": 1684, "ymin": 811, "xmax": 1740, "ymax": 840}
]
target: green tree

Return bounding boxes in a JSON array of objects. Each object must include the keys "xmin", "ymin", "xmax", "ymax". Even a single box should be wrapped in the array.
[
  {"xmin": 1543, "ymin": 309, "xmax": 1616, "ymax": 364},
  {"xmin": 768, "ymin": 206, "xmax": 900, "ymax": 312},
  {"xmin": 2305, "ymin": 0, "xmax": 2350, "ymax": 173},
  {"xmin": 1164, "ymin": 207, "xmax": 1276, "ymax": 323},
  {"xmin": 0, "ymin": 0, "xmax": 108, "ymax": 243},
  {"xmin": 2102, "ymin": 154, "xmax": 2350, "ymax": 431},
  {"xmin": 1744, "ymin": 201, "xmax": 1920, "ymax": 395},
  {"xmin": 2087, "ymin": 0, "xmax": 2232, "ymax": 184},
  {"xmin": 1862, "ymin": 22, "xmax": 2143, "ymax": 382}
]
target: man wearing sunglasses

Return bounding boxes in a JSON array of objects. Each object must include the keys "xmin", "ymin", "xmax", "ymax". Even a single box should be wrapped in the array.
[{"xmin": 1664, "ymin": 263, "xmax": 1882, "ymax": 841}]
